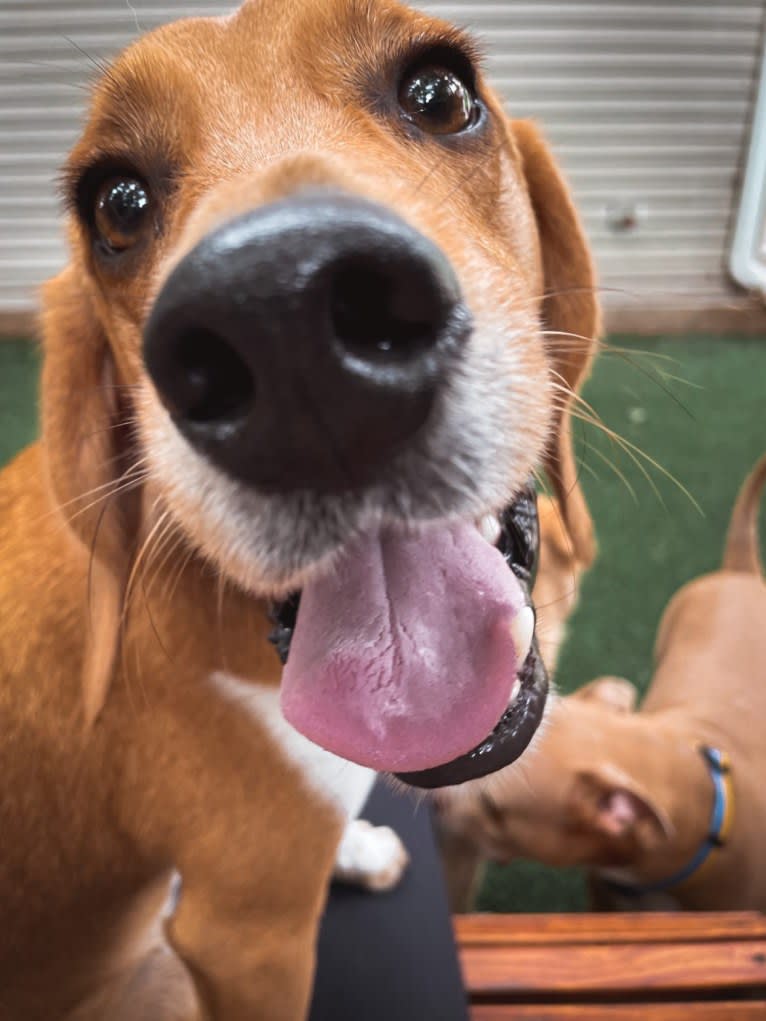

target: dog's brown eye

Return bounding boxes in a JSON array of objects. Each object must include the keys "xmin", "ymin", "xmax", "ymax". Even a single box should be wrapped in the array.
[
  {"xmin": 94, "ymin": 177, "xmax": 150, "ymax": 252},
  {"xmin": 399, "ymin": 66, "xmax": 475, "ymax": 135}
]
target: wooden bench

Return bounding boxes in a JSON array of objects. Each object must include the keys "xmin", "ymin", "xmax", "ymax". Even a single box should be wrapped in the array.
[{"xmin": 455, "ymin": 911, "xmax": 766, "ymax": 1020}]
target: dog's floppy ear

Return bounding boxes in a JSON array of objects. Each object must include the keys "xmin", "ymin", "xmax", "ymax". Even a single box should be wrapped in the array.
[
  {"xmin": 511, "ymin": 119, "xmax": 599, "ymax": 567},
  {"xmin": 40, "ymin": 268, "xmax": 140, "ymax": 726},
  {"xmin": 571, "ymin": 764, "xmax": 673, "ymax": 853}
]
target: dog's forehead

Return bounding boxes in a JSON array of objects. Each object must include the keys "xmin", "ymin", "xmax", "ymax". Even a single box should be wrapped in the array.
[
  {"xmin": 80, "ymin": 0, "xmax": 472, "ymax": 166},
  {"xmin": 233, "ymin": 0, "xmax": 448, "ymax": 51},
  {"xmin": 105, "ymin": 0, "xmax": 459, "ymax": 106}
]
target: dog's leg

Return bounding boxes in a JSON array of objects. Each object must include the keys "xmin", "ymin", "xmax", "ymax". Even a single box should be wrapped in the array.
[
  {"xmin": 433, "ymin": 820, "xmax": 486, "ymax": 913},
  {"xmin": 67, "ymin": 944, "xmax": 202, "ymax": 1021},
  {"xmin": 117, "ymin": 679, "xmax": 350, "ymax": 1021}
]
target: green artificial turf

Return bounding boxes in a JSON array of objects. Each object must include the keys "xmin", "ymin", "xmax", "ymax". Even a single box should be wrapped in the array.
[
  {"xmin": 0, "ymin": 339, "xmax": 40, "ymax": 468},
  {"xmin": 1, "ymin": 333, "xmax": 765, "ymax": 913}
]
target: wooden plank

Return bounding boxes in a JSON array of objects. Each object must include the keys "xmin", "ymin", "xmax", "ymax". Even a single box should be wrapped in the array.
[
  {"xmin": 460, "ymin": 940, "xmax": 766, "ymax": 997},
  {"xmin": 455, "ymin": 912, "xmax": 766, "ymax": 947},
  {"xmin": 472, "ymin": 1004, "xmax": 766, "ymax": 1021},
  {"xmin": 604, "ymin": 301, "xmax": 766, "ymax": 337},
  {"xmin": 0, "ymin": 311, "xmax": 35, "ymax": 338}
]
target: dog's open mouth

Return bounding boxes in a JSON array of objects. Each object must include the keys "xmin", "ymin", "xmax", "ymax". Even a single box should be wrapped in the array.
[{"xmin": 269, "ymin": 484, "xmax": 547, "ymax": 788}]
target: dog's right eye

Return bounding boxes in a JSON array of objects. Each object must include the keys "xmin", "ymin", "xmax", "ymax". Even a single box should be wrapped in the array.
[
  {"xmin": 93, "ymin": 176, "xmax": 151, "ymax": 253},
  {"xmin": 399, "ymin": 64, "xmax": 477, "ymax": 135}
]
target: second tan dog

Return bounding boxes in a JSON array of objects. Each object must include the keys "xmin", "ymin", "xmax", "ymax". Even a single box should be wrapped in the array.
[{"xmin": 438, "ymin": 453, "xmax": 766, "ymax": 911}]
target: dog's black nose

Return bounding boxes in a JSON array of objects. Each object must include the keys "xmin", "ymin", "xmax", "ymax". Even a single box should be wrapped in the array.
[{"xmin": 143, "ymin": 194, "xmax": 470, "ymax": 492}]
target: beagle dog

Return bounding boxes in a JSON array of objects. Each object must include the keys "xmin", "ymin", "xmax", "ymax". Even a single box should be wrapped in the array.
[{"xmin": 0, "ymin": 1, "xmax": 597, "ymax": 1017}]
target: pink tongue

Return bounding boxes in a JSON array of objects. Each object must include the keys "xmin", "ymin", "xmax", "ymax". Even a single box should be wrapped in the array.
[{"xmin": 280, "ymin": 521, "xmax": 526, "ymax": 772}]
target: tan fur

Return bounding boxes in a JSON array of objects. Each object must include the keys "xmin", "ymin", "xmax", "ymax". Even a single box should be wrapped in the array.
[
  {"xmin": 0, "ymin": 2, "xmax": 599, "ymax": 1016},
  {"xmin": 438, "ymin": 454, "xmax": 766, "ymax": 911},
  {"xmin": 534, "ymin": 493, "xmax": 588, "ymax": 673},
  {"xmin": 509, "ymin": 120, "xmax": 599, "ymax": 568},
  {"xmin": 721, "ymin": 452, "xmax": 766, "ymax": 573}
]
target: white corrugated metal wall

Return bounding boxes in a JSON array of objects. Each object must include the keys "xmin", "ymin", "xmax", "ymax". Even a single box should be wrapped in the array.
[{"xmin": 1, "ymin": 1, "xmax": 764, "ymax": 315}]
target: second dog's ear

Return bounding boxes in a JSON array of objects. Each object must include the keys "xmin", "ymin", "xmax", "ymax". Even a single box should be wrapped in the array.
[
  {"xmin": 571, "ymin": 764, "xmax": 673, "ymax": 852},
  {"xmin": 40, "ymin": 268, "xmax": 141, "ymax": 726},
  {"xmin": 511, "ymin": 119, "xmax": 599, "ymax": 567}
]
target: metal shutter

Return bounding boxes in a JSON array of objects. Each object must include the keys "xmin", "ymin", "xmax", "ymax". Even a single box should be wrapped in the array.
[
  {"xmin": 419, "ymin": 1, "xmax": 766, "ymax": 311},
  {"xmin": 2, "ymin": 0, "xmax": 764, "ymax": 314}
]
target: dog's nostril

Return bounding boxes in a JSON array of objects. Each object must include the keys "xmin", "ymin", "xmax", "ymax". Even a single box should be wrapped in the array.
[
  {"xmin": 329, "ymin": 259, "xmax": 444, "ymax": 362},
  {"xmin": 173, "ymin": 329, "xmax": 254, "ymax": 424}
]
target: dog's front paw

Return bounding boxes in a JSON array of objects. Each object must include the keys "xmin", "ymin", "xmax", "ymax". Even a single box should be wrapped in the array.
[{"xmin": 333, "ymin": 819, "xmax": 409, "ymax": 892}]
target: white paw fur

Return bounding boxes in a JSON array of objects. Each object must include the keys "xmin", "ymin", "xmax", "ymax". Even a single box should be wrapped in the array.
[{"xmin": 333, "ymin": 820, "xmax": 409, "ymax": 892}]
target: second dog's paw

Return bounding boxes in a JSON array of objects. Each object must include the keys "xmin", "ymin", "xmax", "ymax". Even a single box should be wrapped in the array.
[{"xmin": 333, "ymin": 819, "xmax": 409, "ymax": 892}]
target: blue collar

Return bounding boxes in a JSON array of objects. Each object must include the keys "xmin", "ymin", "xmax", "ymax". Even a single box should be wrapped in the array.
[{"xmin": 602, "ymin": 745, "xmax": 734, "ymax": 898}]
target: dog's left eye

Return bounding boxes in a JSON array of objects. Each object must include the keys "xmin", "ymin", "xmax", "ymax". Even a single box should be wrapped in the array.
[
  {"xmin": 94, "ymin": 176, "xmax": 151, "ymax": 252},
  {"xmin": 399, "ymin": 65, "xmax": 476, "ymax": 135}
]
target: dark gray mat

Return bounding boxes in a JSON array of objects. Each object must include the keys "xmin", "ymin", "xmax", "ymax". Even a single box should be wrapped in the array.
[{"xmin": 310, "ymin": 780, "xmax": 469, "ymax": 1021}]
